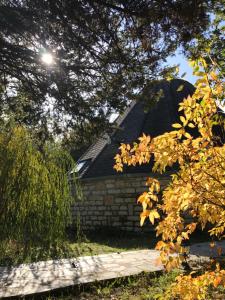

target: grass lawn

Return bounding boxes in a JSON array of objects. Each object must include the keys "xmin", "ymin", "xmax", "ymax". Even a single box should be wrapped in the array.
[
  {"xmin": 70, "ymin": 227, "xmax": 214, "ymax": 257},
  {"xmin": 69, "ymin": 230, "xmax": 158, "ymax": 257},
  {"xmin": 0, "ymin": 227, "xmax": 217, "ymax": 266},
  {"xmin": 0, "ymin": 229, "xmax": 157, "ymax": 266},
  {"xmin": 23, "ymin": 270, "xmax": 181, "ymax": 300}
]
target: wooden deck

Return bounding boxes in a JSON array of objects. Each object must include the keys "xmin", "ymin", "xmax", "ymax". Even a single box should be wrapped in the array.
[
  {"xmin": 0, "ymin": 250, "xmax": 163, "ymax": 298},
  {"xmin": 1, "ymin": 241, "xmax": 225, "ymax": 298}
]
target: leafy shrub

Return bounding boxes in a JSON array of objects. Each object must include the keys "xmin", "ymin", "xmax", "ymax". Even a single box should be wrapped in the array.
[{"xmin": 115, "ymin": 59, "xmax": 225, "ymax": 299}]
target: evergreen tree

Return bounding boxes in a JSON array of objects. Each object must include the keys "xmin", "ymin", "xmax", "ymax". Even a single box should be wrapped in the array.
[{"xmin": 0, "ymin": 0, "xmax": 220, "ymax": 140}]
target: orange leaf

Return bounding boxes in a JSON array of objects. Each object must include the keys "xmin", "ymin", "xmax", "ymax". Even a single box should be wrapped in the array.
[
  {"xmin": 213, "ymin": 276, "xmax": 222, "ymax": 288},
  {"xmin": 217, "ymin": 247, "xmax": 223, "ymax": 256},
  {"xmin": 210, "ymin": 242, "xmax": 215, "ymax": 248},
  {"xmin": 155, "ymin": 240, "xmax": 167, "ymax": 250},
  {"xmin": 140, "ymin": 210, "xmax": 150, "ymax": 226}
]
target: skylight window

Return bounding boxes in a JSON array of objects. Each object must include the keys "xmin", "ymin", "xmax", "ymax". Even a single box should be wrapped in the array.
[
  {"xmin": 70, "ymin": 159, "xmax": 91, "ymax": 174},
  {"xmin": 77, "ymin": 160, "xmax": 86, "ymax": 171}
]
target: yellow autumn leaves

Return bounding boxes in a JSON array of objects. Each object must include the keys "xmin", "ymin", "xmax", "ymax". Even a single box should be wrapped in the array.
[
  {"xmin": 138, "ymin": 178, "xmax": 160, "ymax": 226},
  {"xmin": 114, "ymin": 58, "xmax": 225, "ymax": 299}
]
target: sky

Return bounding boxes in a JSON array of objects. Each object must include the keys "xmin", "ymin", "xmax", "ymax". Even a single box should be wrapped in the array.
[{"xmin": 167, "ymin": 51, "xmax": 197, "ymax": 84}]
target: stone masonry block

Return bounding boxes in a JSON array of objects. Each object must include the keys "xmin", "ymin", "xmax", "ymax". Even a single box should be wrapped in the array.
[
  {"xmin": 119, "ymin": 205, "xmax": 127, "ymax": 211},
  {"xmin": 118, "ymin": 210, "xmax": 127, "ymax": 216},
  {"xmin": 103, "ymin": 195, "xmax": 114, "ymax": 205},
  {"xmin": 105, "ymin": 211, "xmax": 113, "ymax": 216},
  {"xmin": 106, "ymin": 183, "xmax": 115, "ymax": 188},
  {"xmin": 98, "ymin": 206, "xmax": 105, "ymax": 211},
  {"xmin": 105, "ymin": 179, "xmax": 115, "ymax": 184},
  {"xmin": 134, "ymin": 206, "xmax": 142, "ymax": 213},
  {"xmin": 97, "ymin": 216, "xmax": 107, "ymax": 220},
  {"xmin": 92, "ymin": 190, "xmax": 106, "ymax": 195},
  {"xmin": 115, "ymin": 198, "xmax": 124, "ymax": 204},
  {"xmin": 122, "ymin": 188, "xmax": 136, "ymax": 193},
  {"xmin": 128, "ymin": 204, "xmax": 133, "ymax": 215},
  {"xmin": 107, "ymin": 189, "xmax": 121, "ymax": 194},
  {"xmin": 92, "ymin": 200, "xmax": 102, "ymax": 206},
  {"xmin": 111, "ymin": 205, "xmax": 119, "ymax": 210},
  {"xmin": 122, "ymin": 198, "xmax": 137, "ymax": 204},
  {"xmin": 112, "ymin": 221, "xmax": 121, "ymax": 227},
  {"xmin": 127, "ymin": 216, "xmax": 139, "ymax": 221},
  {"xmin": 135, "ymin": 187, "xmax": 148, "ymax": 193},
  {"xmin": 95, "ymin": 182, "xmax": 105, "ymax": 189},
  {"xmin": 93, "ymin": 221, "xmax": 101, "ymax": 225},
  {"xmin": 94, "ymin": 211, "xmax": 100, "ymax": 215}
]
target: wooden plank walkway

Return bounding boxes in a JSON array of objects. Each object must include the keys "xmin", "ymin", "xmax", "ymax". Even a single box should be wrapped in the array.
[
  {"xmin": 0, "ymin": 250, "xmax": 163, "ymax": 298},
  {"xmin": 0, "ymin": 241, "xmax": 225, "ymax": 298}
]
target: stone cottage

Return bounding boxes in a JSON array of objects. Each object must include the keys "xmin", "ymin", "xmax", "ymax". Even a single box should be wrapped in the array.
[{"xmin": 72, "ymin": 79, "xmax": 195, "ymax": 232}]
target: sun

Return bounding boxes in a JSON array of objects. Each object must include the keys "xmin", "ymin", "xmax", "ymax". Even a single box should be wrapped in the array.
[{"xmin": 41, "ymin": 52, "xmax": 54, "ymax": 65}]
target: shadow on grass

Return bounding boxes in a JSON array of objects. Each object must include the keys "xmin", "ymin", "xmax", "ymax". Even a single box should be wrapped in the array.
[
  {"xmin": 85, "ymin": 228, "xmax": 158, "ymax": 251},
  {"xmin": 0, "ymin": 240, "xmax": 76, "ymax": 267},
  {"xmin": 0, "ymin": 226, "xmax": 219, "ymax": 267},
  {"xmin": 68, "ymin": 226, "xmax": 216, "ymax": 257}
]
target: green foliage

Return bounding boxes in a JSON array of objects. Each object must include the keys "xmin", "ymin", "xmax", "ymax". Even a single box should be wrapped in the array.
[
  {"xmin": 0, "ymin": 125, "xmax": 79, "ymax": 256},
  {"xmin": 187, "ymin": 4, "xmax": 225, "ymax": 74},
  {"xmin": 62, "ymin": 120, "xmax": 105, "ymax": 160}
]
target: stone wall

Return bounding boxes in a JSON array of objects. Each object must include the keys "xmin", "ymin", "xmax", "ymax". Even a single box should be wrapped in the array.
[{"xmin": 72, "ymin": 173, "xmax": 170, "ymax": 232}]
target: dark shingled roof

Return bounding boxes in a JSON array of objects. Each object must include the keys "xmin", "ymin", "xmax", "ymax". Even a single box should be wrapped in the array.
[{"xmin": 78, "ymin": 79, "xmax": 195, "ymax": 178}]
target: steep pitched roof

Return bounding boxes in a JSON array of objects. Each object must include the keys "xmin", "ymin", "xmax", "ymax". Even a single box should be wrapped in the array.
[{"xmin": 78, "ymin": 79, "xmax": 195, "ymax": 178}]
